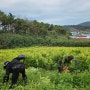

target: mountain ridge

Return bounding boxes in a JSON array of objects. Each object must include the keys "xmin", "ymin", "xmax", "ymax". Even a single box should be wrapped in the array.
[
  {"xmin": 78, "ymin": 21, "xmax": 90, "ymax": 27},
  {"xmin": 64, "ymin": 21, "xmax": 90, "ymax": 33}
]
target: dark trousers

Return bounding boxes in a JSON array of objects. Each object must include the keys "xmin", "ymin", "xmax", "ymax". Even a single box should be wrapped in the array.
[{"xmin": 58, "ymin": 67, "xmax": 62, "ymax": 73}]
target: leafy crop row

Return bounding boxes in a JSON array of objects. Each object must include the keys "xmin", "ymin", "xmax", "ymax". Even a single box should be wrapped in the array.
[{"xmin": 0, "ymin": 47, "xmax": 90, "ymax": 90}]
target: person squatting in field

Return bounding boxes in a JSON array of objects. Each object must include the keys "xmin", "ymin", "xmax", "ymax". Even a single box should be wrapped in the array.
[
  {"xmin": 58, "ymin": 55, "xmax": 74, "ymax": 72},
  {"xmin": 3, "ymin": 54, "xmax": 27, "ymax": 88}
]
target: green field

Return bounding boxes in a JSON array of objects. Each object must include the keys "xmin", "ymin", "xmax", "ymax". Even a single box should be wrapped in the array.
[{"xmin": 0, "ymin": 47, "xmax": 90, "ymax": 90}]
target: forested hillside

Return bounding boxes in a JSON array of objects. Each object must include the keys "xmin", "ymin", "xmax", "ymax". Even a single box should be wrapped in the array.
[
  {"xmin": 78, "ymin": 21, "xmax": 90, "ymax": 27},
  {"xmin": 0, "ymin": 10, "xmax": 90, "ymax": 48},
  {"xmin": 0, "ymin": 10, "xmax": 66, "ymax": 35},
  {"xmin": 64, "ymin": 21, "xmax": 90, "ymax": 32}
]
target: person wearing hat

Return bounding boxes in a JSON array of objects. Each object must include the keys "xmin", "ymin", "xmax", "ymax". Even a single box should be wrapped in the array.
[{"xmin": 3, "ymin": 54, "xmax": 27, "ymax": 88}]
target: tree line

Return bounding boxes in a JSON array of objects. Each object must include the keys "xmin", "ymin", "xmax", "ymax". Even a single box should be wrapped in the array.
[
  {"xmin": 0, "ymin": 10, "xmax": 66, "ymax": 36},
  {"xmin": 0, "ymin": 10, "xmax": 90, "ymax": 48}
]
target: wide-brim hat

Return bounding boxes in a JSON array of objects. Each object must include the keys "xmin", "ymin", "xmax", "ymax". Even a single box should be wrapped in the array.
[{"xmin": 18, "ymin": 54, "xmax": 27, "ymax": 60}]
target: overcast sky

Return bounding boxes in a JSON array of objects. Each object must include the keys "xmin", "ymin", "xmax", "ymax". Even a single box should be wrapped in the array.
[{"xmin": 0, "ymin": 0, "xmax": 90, "ymax": 25}]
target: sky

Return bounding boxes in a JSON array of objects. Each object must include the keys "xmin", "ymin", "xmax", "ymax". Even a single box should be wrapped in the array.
[{"xmin": 0, "ymin": 0, "xmax": 90, "ymax": 25}]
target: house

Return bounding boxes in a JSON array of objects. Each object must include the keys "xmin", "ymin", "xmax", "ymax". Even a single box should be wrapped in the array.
[{"xmin": 70, "ymin": 32, "xmax": 90, "ymax": 40}]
